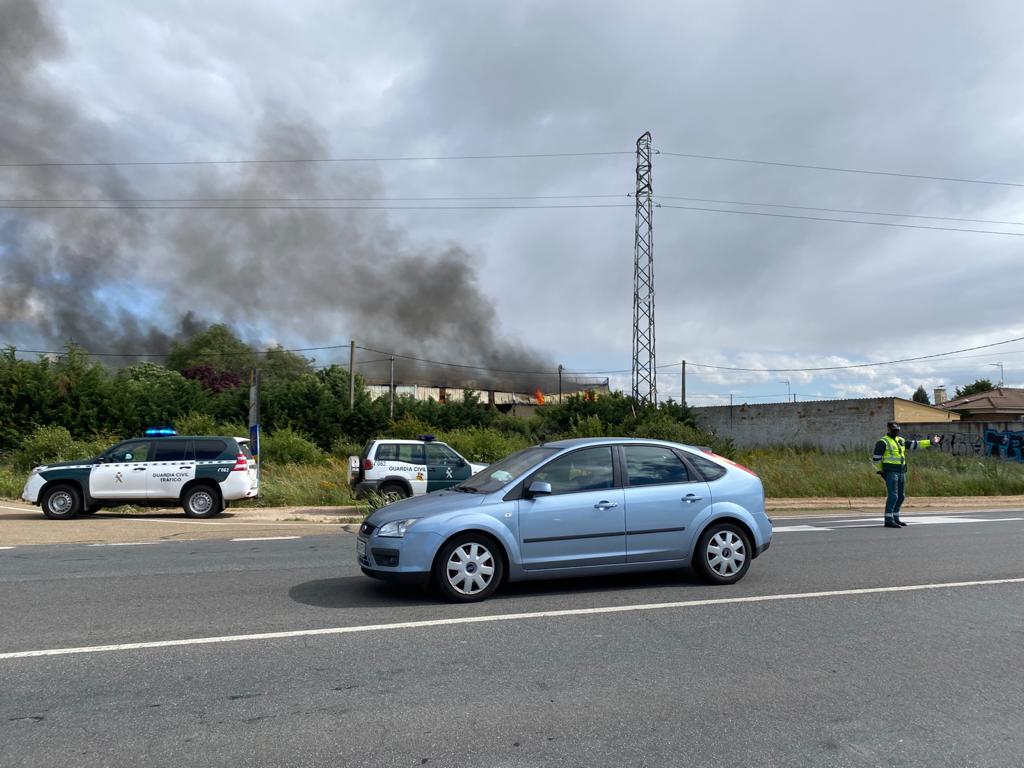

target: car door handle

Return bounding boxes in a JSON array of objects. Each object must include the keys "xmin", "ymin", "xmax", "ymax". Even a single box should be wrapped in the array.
[
  {"xmin": 682, "ymin": 495, "xmax": 703, "ymax": 503},
  {"xmin": 594, "ymin": 501, "xmax": 618, "ymax": 510},
  {"xmin": 133, "ymin": 467, "xmax": 147, "ymax": 472},
  {"xmin": 178, "ymin": 466, "xmax": 193, "ymax": 470}
]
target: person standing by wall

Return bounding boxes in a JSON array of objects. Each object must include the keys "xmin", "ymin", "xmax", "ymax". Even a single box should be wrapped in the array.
[{"xmin": 872, "ymin": 422, "xmax": 942, "ymax": 528}]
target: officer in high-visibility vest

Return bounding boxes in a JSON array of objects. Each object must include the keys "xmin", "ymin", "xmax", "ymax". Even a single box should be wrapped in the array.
[{"xmin": 872, "ymin": 422, "xmax": 942, "ymax": 528}]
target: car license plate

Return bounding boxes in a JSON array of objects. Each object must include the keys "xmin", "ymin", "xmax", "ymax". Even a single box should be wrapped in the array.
[{"xmin": 357, "ymin": 539, "xmax": 366, "ymax": 559}]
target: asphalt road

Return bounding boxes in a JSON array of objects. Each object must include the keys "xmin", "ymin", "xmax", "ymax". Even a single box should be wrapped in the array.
[{"xmin": 2, "ymin": 510, "xmax": 1023, "ymax": 767}]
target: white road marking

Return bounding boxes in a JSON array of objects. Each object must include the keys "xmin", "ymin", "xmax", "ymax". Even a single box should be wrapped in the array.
[
  {"xmin": 0, "ymin": 546, "xmax": 15, "ymax": 550},
  {"xmin": 102, "ymin": 517, "xmax": 347, "ymax": 528},
  {"xmin": 1, "ymin": 504, "xmax": 32, "ymax": 512},
  {"xmin": 774, "ymin": 514, "xmax": 1024, "ymax": 533},
  {"xmin": 87, "ymin": 541, "xmax": 161, "ymax": 547},
  {"xmin": 230, "ymin": 536, "xmax": 301, "ymax": 542},
  {"xmin": 2, "ymin": 576, "xmax": 1021, "ymax": 660}
]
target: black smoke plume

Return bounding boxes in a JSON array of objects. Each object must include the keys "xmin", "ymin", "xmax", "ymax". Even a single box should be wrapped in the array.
[{"xmin": 0, "ymin": 0, "xmax": 563, "ymax": 392}]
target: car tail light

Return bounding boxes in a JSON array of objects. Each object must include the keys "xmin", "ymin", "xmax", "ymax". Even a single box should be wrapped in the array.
[
  {"xmin": 363, "ymin": 459, "xmax": 374, "ymax": 470},
  {"xmin": 231, "ymin": 453, "xmax": 249, "ymax": 472}
]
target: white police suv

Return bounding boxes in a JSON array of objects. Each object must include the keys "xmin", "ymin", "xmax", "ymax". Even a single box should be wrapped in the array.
[
  {"xmin": 350, "ymin": 436, "xmax": 486, "ymax": 501},
  {"xmin": 22, "ymin": 429, "xmax": 259, "ymax": 519}
]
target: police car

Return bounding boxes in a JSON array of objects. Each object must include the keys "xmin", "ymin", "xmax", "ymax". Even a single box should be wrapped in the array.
[
  {"xmin": 350, "ymin": 436, "xmax": 487, "ymax": 501},
  {"xmin": 21, "ymin": 429, "xmax": 259, "ymax": 520}
]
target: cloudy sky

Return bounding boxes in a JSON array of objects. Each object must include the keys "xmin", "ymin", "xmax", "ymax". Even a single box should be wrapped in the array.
[{"xmin": 2, "ymin": 0, "xmax": 1023, "ymax": 403}]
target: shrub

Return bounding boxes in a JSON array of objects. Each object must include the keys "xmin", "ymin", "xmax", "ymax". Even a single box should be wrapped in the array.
[
  {"xmin": 8, "ymin": 425, "xmax": 118, "ymax": 471},
  {"xmin": 438, "ymin": 427, "xmax": 532, "ymax": 464},
  {"xmin": 331, "ymin": 435, "xmax": 364, "ymax": 460},
  {"xmin": 260, "ymin": 426, "xmax": 327, "ymax": 466},
  {"xmin": 173, "ymin": 411, "xmax": 220, "ymax": 436},
  {"xmin": 388, "ymin": 414, "xmax": 434, "ymax": 440}
]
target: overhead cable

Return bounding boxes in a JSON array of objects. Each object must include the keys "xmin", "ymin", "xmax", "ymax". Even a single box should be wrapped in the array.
[
  {"xmin": 658, "ymin": 203, "xmax": 1024, "ymax": 237},
  {"xmin": 0, "ymin": 151, "xmax": 632, "ymax": 169},
  {"xmin": 656, "ymin": 149, "xmax": 1024, "ymax": 188}
]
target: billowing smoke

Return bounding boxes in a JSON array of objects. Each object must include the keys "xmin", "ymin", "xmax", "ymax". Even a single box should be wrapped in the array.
[{"xmin": 0, "ymin": 0, "xmax": 560, "ymax": 391}]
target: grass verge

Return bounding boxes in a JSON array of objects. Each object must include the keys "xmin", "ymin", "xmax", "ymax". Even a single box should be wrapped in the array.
[{"xmin": 3, "ymin": 450, "xmax": 1024, "ymax": 505}]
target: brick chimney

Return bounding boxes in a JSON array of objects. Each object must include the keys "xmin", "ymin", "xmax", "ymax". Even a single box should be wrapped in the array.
[{"xmin": 933, "ymin": 386, "xmax": 948, "ymax": 405}]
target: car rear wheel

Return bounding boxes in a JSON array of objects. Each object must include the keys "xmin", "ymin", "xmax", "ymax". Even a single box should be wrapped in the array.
[
  {"xmin": 182, "ymin": 484, "xmax": 221, "ymax": 518},
  {"xmin": 378, "ymin": 482, "xmax": 409, "ymax": 505},
  {"xmin": 694, "ymin": 523, "xmax": 751, "ymax": 585},
  {"xmin": 41, "ymin": 484, "xmax": 82, "ymax": 520},
  {"xmin": 433, "ymin": 534, "xmax": 504, "ymax": 603}
]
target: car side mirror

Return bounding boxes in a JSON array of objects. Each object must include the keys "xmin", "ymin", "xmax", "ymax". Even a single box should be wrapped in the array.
[
  {"xmin": 457, "ymin": 458, "xmax": 467, "ymax": 467},
  {"xmin": 527, "ymin": 481, "xmax": 552, "ymax": 497},
  {"xmin": 93, "ymin": 456, "xmax": 106, "ymax": 464}
]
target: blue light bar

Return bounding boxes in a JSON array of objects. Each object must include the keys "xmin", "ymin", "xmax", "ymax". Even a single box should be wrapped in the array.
[
  {"xmin": 417, "ymin": 434, "xmax": 435, "ymax": 442},
  {"xmin": 145, "ymin": 427, "xmax": 177, "ymax": 436}
]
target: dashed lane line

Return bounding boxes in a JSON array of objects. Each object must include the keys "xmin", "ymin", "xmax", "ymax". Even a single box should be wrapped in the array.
[
  {"xmin": 229, "ymin": 536, "xmax": 301, "ymax": 542},
  {"xmin": 2, "ymin": 576, "xmax": 1022, "ymax": 660}
]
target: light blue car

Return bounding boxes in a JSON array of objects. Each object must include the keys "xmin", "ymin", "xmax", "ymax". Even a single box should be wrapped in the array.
[{"xmin": 357, "ymin": 438, "xmax": 772, "ymax": 602}]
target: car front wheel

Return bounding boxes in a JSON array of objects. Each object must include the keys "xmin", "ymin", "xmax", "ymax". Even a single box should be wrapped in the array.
[
  {"xmin": 694, "ymin": 523, "xmax": 751, "ymax": 585},
  {"xmin": 433, "ymin": 534, "xmax": 504, "ymax": 602},
  {"xmin": 41, "ymin": 485, "xmax": 82, "ymax": 520}
]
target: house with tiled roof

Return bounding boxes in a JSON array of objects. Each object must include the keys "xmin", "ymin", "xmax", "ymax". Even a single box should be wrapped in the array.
[{"xmin": 936, "ymin": 388, "xmax": 1024, "ymax": 422}]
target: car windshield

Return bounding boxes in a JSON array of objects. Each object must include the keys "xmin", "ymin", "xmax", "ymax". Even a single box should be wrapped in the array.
[{"xmin": 455, "ymin": 445, "xmax": 559, "ymax": 494}]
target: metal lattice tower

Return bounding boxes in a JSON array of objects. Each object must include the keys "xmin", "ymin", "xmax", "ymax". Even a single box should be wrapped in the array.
[{"xmin": 632, "ymin": 131, "xmax": 656, "ymax": 405}]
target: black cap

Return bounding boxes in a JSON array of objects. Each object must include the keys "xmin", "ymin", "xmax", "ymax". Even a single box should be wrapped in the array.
[{"xmin": 887, "ymin": 422, "xmax": 901, "ymax": 433}]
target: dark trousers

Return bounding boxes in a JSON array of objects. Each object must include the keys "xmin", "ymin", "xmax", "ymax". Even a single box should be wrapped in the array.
[{"xmin": 884, "ymin": 469, "xmax": 906, "ymax": 522}]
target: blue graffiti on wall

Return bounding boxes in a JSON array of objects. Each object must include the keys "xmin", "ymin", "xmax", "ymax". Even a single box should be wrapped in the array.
[{"xmin": 983, "ymin": 429, "xmax": 1024, "ymax": 462}]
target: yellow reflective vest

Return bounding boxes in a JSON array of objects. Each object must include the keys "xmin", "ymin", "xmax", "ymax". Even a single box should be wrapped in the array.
[{"xmin": 873, "ymin": 435, "xmax": 932, "ymax": 473}]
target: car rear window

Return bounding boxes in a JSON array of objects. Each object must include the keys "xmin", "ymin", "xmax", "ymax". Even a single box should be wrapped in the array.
[
  {"xmin": 376, "ymin": 443, "xmax": 425, "ymax": 463},
  {"xmin": 686, "ymin": 452, "xmax": 727, "ymax": 481},
  {"xmin": 195, "ymin": 439, "xmax": 230, "ymax": 461},
  {"xmin": 153, "ymin": 439, "xmax": 192, "ymax": 462}
]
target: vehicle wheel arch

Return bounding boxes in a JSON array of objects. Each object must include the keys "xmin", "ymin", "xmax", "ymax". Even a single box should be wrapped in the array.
[
  {"xmin": 39, "ymin": 477, "xmax": 86, "ymax": 504},
  {"xmin": 379, "ymin": 476, "xmax": 414, "ymax": 497},
  {"xmin": 179, "ymin": 479, "xmax": 223, "ymax": 512},
  {"xmin": 430, "ymin": 528, "xmax": 510, "ymax": 582},
  {"xmin": 691, "ymin": 515, "xmax": 757, "ymax": 564}
]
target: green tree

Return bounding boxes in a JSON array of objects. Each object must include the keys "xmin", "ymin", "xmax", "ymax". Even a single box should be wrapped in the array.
[
  {"xmin": 261, "ymin": 346, "xmax": 314, "ymax": 382},
  {"xmin": 912, "ymin": 385, "xmax": 930, "ymax": 404},
  {"xmin": 955, "ymin": 378, "xmax": 995, "ymax": 398},
  {"xmin": 166, "ymin": 324, "xmax": 256, "ymax": 378}
]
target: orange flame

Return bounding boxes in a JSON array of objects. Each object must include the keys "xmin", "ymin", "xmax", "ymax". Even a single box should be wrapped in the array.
[{"xmin": 534, "ymin": 388, "xmax": 545, "ymax": 404}]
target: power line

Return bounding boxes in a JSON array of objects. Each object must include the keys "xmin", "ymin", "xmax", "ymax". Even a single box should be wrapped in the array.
[
  {"xmin": 684, "ymin": 335, "xmax": 1024, "ymax": 373},
  {"xmin": 7, "ymin": 334, "xmax": 1024, "ymax": 377},
  {"xmin": 656, "ymin": 194, "xmax": 1024, "ymax": 228},
  {"xmin": 656, "ymin": 149, "xmax": 1024, "ymax": 189},
  {"xmin": 658, "ymin": 203, "xmax": 1024, "ymax": 237},
  {"xmin": 0, "ymin": 203, "xmax": 631, "ymax": 211},
  {"xmin": 0, "ymin": 194, "xmax": 629, "ymax": 203},
  {"xmin": 0, "ymin": 150, "xmax": 632, "ymax": 169}
]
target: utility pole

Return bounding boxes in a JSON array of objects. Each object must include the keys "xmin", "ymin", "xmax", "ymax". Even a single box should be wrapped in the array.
[
  {"xmin": 631, "ymin": 131, "xmax": 657, "ymax": 406},
  {"xmin": 558, "ymin": 364, "xmax": 563, "ymax": 404},
  {"xmin": 348, "ymin": 340, "xmax": 356, "ymax": 409},
  {"xmin": 681, "ymin": 360, "xmax": 686, "ymax": 407},
  {"xmin": 389, "ymin": 355, "xmax": 395, "ymax": 419},
  {"xmin": 990, "ymin": 362, "xmax": 1004, "ymax": 387},
  {"xmin": 779, "ymin": 379, "xmax": 791, "ymax": 403}
]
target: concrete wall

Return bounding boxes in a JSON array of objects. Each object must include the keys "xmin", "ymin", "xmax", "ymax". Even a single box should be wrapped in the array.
[
  {"xmin": 692, "ymin": 398, "xmax": 903, "ymax": 451},
  {"xmin": 902, "ymin": 421, "xmax": 1024, "ymax": 460}
]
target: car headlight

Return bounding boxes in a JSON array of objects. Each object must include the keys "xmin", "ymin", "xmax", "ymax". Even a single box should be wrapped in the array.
[
  {"xmin": 377, "ymin": 518, "xmax": 420, "ymax": 538},
  {"xmin": 29, "ymin": 467, "xmax": 43, "ymax": 477}
]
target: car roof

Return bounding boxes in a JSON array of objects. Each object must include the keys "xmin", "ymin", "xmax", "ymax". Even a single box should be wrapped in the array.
[
  {"xmin": 373, "ymin": 439, "xmax": 445, "ymax": 445},
  {"xmin": 541, "ymin": 436, "xmax": 702, "ymax": 451}
]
